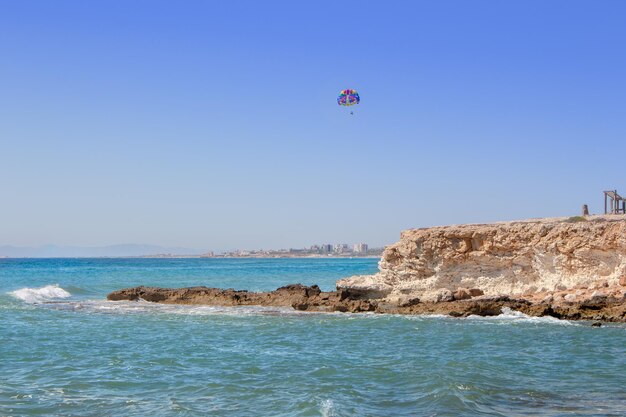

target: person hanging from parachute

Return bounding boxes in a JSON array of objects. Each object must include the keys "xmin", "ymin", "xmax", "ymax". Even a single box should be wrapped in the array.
[{"xmin": 337, "ymin": 89, "xmax": 360, "ymax": 115}]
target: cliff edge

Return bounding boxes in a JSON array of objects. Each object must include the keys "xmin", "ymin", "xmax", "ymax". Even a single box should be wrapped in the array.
[{"xmin": 337, "ymin": 215, "xmax": 626, "ymax": 305}]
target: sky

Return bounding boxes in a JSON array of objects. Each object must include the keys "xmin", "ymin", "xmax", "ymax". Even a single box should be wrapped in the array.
[{"xmin": 1, "ymin": 1, "xmax": 625, "ymax": 252}]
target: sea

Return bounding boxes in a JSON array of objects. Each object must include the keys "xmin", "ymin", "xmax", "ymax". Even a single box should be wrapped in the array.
[{"xmin": 1, "ymin": 258, "xmax": 624, "ymax": 416}]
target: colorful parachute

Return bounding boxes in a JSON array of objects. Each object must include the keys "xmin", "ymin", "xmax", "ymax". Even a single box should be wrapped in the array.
[{"xmin": 337, "ymin": 89, "xmax": 360, "ymax": 107}]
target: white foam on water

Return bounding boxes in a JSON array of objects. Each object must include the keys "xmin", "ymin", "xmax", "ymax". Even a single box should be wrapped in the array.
[
  {"xmin": 466, "ymin": 307, "xmax": 577, "ymax": 326},
  {"xmin": 495, "ymin": 306, "xmax": 529, "ymax": 318},
  {"xmin": 166, "ymin": 304, "xmax": 299, "ymax": 317},
  {"xmin": 319, "ymin": 399, "xmax": 334, "ymax": 417},
  {"xmin": 33, "ymin": 298, "xmax": 345, "ymax": 318},
  {"xmin": 402, "ymin": 313, "xmax": 451, "ymax": 320},
  {"xmin": 9, "ymin": 294, "xmax": 583, "ymax": 326},
  {"xmin": 9, "ymin": 284, "xmax": 72, "ymax": 303},
  {"xmin": 398, "ymin": 309, "xmax": 578, "ymax": 325}
]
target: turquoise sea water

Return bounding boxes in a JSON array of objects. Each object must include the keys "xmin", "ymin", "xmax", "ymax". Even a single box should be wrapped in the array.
[{"xmin": 1, "ymin": 258, "xmax": 625, "ymax": 416}]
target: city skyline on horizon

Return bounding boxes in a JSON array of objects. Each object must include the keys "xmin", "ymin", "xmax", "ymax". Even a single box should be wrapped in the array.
[{"xmin": 0, "ymin": 241, "xmax": 380, "ymax": 258}]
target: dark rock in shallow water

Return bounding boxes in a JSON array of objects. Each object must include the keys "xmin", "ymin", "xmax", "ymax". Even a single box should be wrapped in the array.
[{"xmin": 106, "ymin": 285, "xmax": 626, "ymax": 322}]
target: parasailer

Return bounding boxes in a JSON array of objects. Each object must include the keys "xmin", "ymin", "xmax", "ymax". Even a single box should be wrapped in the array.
[{"xmin": 337, "ymin": 89, "xmax": 360, "ymax": 115}]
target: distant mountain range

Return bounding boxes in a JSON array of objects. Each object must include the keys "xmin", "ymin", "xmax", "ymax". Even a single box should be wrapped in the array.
[{"xmin": 0, "ymin": 244, "xmax": 205, "ymax": 258}]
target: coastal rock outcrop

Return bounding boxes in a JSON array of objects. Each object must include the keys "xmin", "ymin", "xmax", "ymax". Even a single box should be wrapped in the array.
[
  {"xmin": 107, "ymin": 284, "xmax": 376, "ymax": 313},
  {"xmin": 107, "ymin": 284, "xmax": 626, "ymax": 321},
  {"xmin": 106, "ymin": 215, "xmax": 626, "ymax": 321},
  {"xmin": 337, "ymin": 215, "xmax": 626, "ymax": 305}
]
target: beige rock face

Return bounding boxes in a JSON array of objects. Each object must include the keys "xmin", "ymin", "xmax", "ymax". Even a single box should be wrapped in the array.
[{"xmin": 337, "ymin": 215, "xmax": 626, "ymax": 303}]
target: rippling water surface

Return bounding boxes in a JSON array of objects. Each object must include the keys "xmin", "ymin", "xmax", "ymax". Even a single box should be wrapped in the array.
[{"xmin": 1, "ymin": 258, "xmax": 625, "ymax": 416}]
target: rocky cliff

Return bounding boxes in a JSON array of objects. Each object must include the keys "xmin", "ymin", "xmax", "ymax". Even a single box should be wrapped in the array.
[{"xmin": 337, "ymin": 215, "xmax": 626, "ymax": 305}]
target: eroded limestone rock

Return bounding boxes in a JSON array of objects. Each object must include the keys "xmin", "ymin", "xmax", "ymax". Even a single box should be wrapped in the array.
[{"xmin": 338, "ymin": 215, "xmax": 626, "ymax": 304}]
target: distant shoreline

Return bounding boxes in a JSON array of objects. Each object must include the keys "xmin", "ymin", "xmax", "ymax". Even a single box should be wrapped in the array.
[{"xmin": 0, "ymin": 256, "xmax": 381, "ymax": 260}]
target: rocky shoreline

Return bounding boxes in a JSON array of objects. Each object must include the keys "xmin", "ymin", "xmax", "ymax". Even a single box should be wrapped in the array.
[
  {"xmin": 107, "ymin": 215, "xmax": 626, "ymax": 322},
  {"xmin": 107, "ymin": 284, "xmax": 626, "ymax": 322}
]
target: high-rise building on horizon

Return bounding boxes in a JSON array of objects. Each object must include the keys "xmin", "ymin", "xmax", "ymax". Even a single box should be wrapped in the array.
[
  {"xmin": 353, "ymin": 243, "xmax": 368, "ymax": 253},
  {"xmin": 321, "ymin": 244, "xmax": 333, "ymax": 253},
  {"xmin": 333, "ymin": 244, "xmax": 349, "ymax": 253}
]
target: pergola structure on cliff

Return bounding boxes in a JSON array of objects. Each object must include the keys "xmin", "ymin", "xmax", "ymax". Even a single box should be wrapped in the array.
[{"xmin": 604, "ymin": 190, "xmax": 626, "ymax": 214}]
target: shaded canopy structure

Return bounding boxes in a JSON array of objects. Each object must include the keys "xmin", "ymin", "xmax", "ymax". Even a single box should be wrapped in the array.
[{"xmin": 604, "ymin": 190, "xmax": 626, "ymax": 214}]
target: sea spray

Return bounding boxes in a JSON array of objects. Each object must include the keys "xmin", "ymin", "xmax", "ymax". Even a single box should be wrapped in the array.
[{"xmin": 9, "ymin": 284, "xmax": 71, "ymax": 303}]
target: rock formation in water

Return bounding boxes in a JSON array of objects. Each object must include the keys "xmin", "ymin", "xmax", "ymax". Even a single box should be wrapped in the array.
[
  {"xmin": 107, "ymin": 215, "xmax": 626, "ymax": 321},
  {"xmin": 107, "ymin": 283, "xmax": 626, "ymax": 321},
  {"xmin": 107, "ymin": 284, "xmax": 377, "ymax": 313},
  {"xmin": 337, "ymin": 215, "xmax": 626, "ymax": 306}
]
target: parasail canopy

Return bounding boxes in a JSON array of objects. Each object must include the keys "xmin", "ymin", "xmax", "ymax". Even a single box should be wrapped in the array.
[{"xmin": 337, "ymin": 89, "xmax": 360, "ymax": 107}]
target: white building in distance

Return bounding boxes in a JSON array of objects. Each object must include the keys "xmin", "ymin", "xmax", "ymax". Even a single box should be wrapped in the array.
[
  {"xmin": 333, "ymin": 244, "xmax": 349, "ymax": 253},
  {"xmin": 353, "ymin": 243, "xmax": 368, "ymax": 253}
]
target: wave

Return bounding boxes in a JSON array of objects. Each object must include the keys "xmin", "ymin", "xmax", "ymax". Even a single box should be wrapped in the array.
[
  {"xmin": 15, "ymin": 298, "xmax": 330, "ymax": 317},
  {"xmin": 9, "ymin": 284, "xmax": 72, "ymax": 303},
  {"xmin": 399, "ymin": 308, "xmax": 579, "ymax": 325},
  {"xmin": 465, "ymin": 307, "xmax": 576, "ymax": 325}
]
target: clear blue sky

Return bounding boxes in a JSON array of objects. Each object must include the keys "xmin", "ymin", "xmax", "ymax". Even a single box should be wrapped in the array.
[{"xmin": 1, "ymin": 1, "xmax": 625, "ymax": 251}]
